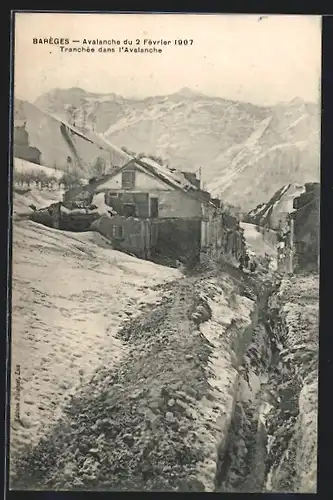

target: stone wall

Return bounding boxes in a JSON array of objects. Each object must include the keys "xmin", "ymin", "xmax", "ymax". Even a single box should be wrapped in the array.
[
  {"xmin": 91, "ymin": 215, "xmax": 157, "ymax": 259},
  {"xmin": 201, "ymin": 211, "xmax": 246, "ymax": 265},
  {"xmin": 292, "ymin": 183, "xmax": 319, "ymax": 272},
  {"xmin": 155, "ymin": 218, "xmax": 202, "ymax": 266},
  {"xmin": 13, "ymin": 126, "xmax": 42, "ymax": 165}
]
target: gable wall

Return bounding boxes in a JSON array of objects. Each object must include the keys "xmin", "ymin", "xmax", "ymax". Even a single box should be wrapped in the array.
[{"xmin": 96, "ymin": 165, "xmax": 172, "ymax": 192}]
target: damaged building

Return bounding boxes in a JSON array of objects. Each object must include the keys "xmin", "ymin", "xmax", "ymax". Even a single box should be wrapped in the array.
[
  {"xmin": 14, "ymin": 97, "xmax": 246, "ymax": 266},
  {"xmin": 62, "ymin": 157, "xmax": 246, "ymax": 265},
  {"xmin": 292, "ymin": 182, "xmax": 320, "ymax": 272},
  {"xmin": 276, "ymin": 182, "xmax": 320, "ymax": 273}
]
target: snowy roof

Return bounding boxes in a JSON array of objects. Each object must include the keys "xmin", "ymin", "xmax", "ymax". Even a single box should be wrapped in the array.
[
  {"xmin": 137, "ymin": 157, "xmax": 199, "ymax": 192},
  {"xmin": 65, "ymin": 153, "xmax": 216, "ymax": 207}
]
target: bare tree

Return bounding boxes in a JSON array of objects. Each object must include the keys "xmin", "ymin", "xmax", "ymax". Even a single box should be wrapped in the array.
[
  {"xmin": 90, "ymin": 156, "xmax": 107, "ymax": 178},
  {"xmin": 60, "ymin": 172, "xmax": 83, "ymax": 190},
  {"xmin": 67, "ymin": 105, "xmax": 78, "ymax": 127},
  {"xmin": 91, "ymin": 115, "xmax": 97, "ymax": 132}
]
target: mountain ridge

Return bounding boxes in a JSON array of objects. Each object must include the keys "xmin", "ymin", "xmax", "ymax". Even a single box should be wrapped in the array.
[{"xmin": 27, "ymin": 86, "xmax": 320, "ymax": 211}]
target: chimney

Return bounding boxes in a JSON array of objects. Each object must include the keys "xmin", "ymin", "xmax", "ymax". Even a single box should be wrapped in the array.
[{"xmin": 181, "ymin": 171, "xmax": 200, "ymax": 189}]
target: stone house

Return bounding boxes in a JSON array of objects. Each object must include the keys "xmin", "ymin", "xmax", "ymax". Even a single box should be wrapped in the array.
[
  {"xmin": 277, "ymin": 182, "xmax": 320, "ymax": 273},
  {"xmin": 201, "ymin": 206, "xmax": 245, "ymax": 263},
  {"xmin": 63, "ymin": 156, "xmax": 246, "ymax": 264},
  {"xmin": 64, "ymin": 157, "xmax": 218, "ymax": 263},
  {"xmin": 292, "ymin": 182, "xmax": 320, "ymax": 271}
]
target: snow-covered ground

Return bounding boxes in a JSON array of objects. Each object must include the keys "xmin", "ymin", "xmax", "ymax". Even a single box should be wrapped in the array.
[
  {"xmin": 10, "ymin": 219, "xmax": 181, "ymax": 465},
  {"xmin": 14, "ymin": 157, "xmax": 65, "ymax": 180},
  {"xmin": 241, "ymin": 222, "xmax": 277, "ymax": 264},
  {"xmin": 13, "ymin": 187, "xmax": 64, "ymax": 217},
  {"xmin": 10, "ymin": 262, "xmax": 259, "ymax": 491}
]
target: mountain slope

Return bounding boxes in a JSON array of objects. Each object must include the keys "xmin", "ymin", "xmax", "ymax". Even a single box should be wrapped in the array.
[
  {"xmin": 34, "ymin": 88, "xmax": 320, "ymax": 210},
  {"xmin": 14, "ymin": 98, "xmax": 132, "ymax": 179}
]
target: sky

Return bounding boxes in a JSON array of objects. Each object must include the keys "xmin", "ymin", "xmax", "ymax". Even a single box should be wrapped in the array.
[{"xmin": 13, "ymin": 13, "xmax": 321, "ymax": 106}]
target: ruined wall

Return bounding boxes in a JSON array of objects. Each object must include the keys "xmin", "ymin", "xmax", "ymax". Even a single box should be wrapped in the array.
[
  {"xmin": 293, "ymin": 183, "xmax": 320, "ymax": 272},
  {"xmin": 13, "ymin": 126, "xmax": 42, "ymax": 165},
  {"xmin": 156, "ymin": 219, "xmax": 201, "ymax": 266},
  {"xmin": 30, "ymin": 205, "xmax": 100, "ymax": 232},
  {"xmin": 201, "ymin": 211, "xmax": 246, "ymax": 265},
  {"xmin": 91, "ymin": 215, "xmax": 157, "ymax": 259}
]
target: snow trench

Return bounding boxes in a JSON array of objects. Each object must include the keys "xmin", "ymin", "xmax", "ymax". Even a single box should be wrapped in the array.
[
  {"xmin": 209, "ymin": 275, "xmax": 318, "ymax": 494},
  {"xmin": 10, "ymin": 268, "xmax": 317, "ymax": 492}
]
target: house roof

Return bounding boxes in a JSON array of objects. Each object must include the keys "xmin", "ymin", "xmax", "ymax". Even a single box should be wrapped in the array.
[
  {"xmin": 136, "ymin": 157, "xmax": 200, "ymax": 193},
  {"xmin": 64, "ymin": 155, "xmax": 217, "ymax": 207},
  {"xmin": 85, "ymin": 157, "xmax": 200, "ymax": 195}
]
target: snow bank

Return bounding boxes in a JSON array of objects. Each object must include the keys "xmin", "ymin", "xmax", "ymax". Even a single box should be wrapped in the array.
[
  {"xmin": 11, "ymin": 266, "xmax": 258, "ymax": 491},
  {"xmin": 193, "ymin": 277, "xmax": 255, "ymax": 490},
  {"xmin": 10, "ymin": 220, "xmax": 181, "ymax": 466},
  {"xmin": 265, "ymin": 274, "xmax": 319, "ymax": 493},
  {"xmin": 13, "ymin": 187, "xmax": 63, "ymax": 216},
  {"xmin": 241, "ymin": 222, "xmax": 277, "ymax": 259}
]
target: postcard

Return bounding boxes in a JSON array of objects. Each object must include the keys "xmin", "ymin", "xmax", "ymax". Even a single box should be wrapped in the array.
[{"xmin": 8, "ymin": 12, "xmax": 320, "ymax": 492}]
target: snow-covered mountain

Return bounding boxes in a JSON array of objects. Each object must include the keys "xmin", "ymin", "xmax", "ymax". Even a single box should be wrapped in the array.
[{"xmin": 32, "ymin": 87, "xmax": 320, "ymax": 211}]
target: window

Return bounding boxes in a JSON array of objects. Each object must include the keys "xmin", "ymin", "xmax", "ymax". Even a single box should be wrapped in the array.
[
  {"xmin": 112, "ymin": 225, "xmax": 124, "ymax": 239},
  {"xmin": 122, "ymin": 170, "xmax": 135, "ymax": 190},
  {"xmin": 123, "ymin": 203, "xmax": 136, "ymax": 217},
  {"xmin": 105, "ymin": 191, "xmax": 118, "ymax": 206},
  {"xmin": 150, "ymin": 197, "xmax": 159, "ymax": 218}
]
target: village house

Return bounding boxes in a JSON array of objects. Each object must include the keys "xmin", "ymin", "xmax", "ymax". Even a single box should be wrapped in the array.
[
  {"xmin": 292, "ymin": 182, "xmax": 320, "ymax": 271},
  {"xmin": 14, "ymin": 99, "xmax": 246, "ymax": 264},
  {"xmin": 63, "ymin": 157, "xmax": 211, "ymax": 263},
  {"xmin": 63, "ymin": 156, "xmax": 246, "ymax": 265},
  {"xmin": 277, "ymin": 182, "xmax": 320, "ymax": 273}
]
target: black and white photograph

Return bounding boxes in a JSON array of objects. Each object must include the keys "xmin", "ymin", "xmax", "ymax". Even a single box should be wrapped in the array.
[{"xmin": 9, "ymin": 12, "xmax": 320, "ymax": 493}]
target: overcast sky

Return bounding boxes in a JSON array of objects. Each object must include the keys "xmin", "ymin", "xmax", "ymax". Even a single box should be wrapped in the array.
[{"xmin": 14, "ymin": 13, "xmax": 321, "ymax": 106}]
